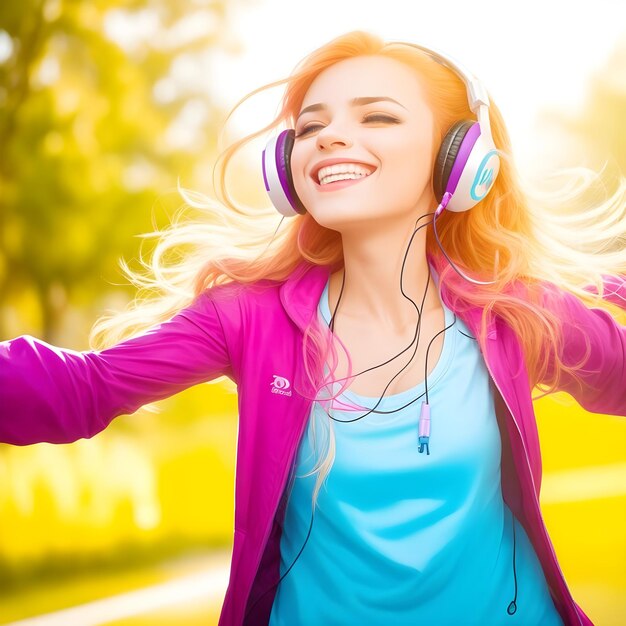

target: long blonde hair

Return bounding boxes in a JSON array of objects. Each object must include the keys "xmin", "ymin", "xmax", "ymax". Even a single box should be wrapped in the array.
[{"xmin": 90, "ymin": 31, "xmax": 626, "ymax": 508}]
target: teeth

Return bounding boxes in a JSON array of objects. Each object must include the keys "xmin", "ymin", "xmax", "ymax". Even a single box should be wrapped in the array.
[
  {"xmin": 320, "ymin": 172, "xmax": 367, "ymax": 185},
  {"xmin": 317, "ymin": 163, "xmax": 374, "ymax": 184}
]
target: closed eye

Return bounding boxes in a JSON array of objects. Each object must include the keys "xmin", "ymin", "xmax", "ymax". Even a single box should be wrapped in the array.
[{"xmin": 294, "ymin": 114, "xmax": 401, "ymax": 138}]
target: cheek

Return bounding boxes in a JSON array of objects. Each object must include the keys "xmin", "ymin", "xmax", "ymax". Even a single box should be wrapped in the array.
[{"xmin": 385, "ymin": 137, "xmax": 433, "ymax": 184}]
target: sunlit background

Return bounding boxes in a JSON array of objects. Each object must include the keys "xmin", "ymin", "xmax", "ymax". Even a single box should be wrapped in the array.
[{"xmin": 1, "ymin": 0, "xmax": 625, "ymax": 624}]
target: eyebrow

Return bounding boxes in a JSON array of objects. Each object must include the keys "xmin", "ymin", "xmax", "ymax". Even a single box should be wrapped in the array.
[{"xmin": 296, "ymin": 96, "xmax": 407, "ymax": 121}]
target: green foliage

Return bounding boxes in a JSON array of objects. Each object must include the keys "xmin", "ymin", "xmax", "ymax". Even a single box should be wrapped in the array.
[{"xmin": 0, "ymin": 0, "xmax": 247, "ymax": 343}]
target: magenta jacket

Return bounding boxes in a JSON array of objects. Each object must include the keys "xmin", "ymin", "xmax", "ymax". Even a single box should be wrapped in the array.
[{"xmin": 2, "ymin": 259, "xmax": 626, "ymax": 626}]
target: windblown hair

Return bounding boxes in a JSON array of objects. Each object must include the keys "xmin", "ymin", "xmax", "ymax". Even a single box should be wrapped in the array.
[{"xmin": 90, "ymin": 31, "xmax": 626, "ymax": 508}]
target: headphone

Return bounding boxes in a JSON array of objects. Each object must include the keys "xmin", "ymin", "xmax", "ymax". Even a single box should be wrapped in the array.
[{"xmin": 261, "ymin": 41, "xmax": 501, "ymax": 218}]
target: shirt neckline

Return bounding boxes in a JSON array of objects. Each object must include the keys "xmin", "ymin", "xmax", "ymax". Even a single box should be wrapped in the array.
[{"xmin": 317, "ymin": 266, "xmax": 457, "ymax": 413}]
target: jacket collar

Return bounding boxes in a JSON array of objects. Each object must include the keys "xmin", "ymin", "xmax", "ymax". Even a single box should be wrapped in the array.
[{"xmin": 279, "ymin": 261, "xmax": 332, "ymax": 333}]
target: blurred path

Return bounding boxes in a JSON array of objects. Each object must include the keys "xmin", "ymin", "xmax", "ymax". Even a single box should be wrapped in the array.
[{"xmin": 3, "ymin": 552, "xmax": 230, "ymax": 626}]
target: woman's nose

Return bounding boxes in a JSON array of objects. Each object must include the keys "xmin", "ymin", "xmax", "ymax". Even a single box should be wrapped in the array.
[{"xmin": 316, "ymin": 126, "xmax": 353, "ymax": 151}]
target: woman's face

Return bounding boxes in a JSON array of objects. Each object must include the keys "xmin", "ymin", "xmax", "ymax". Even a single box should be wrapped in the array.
[{"xmin": 290, "ymin": 55, "xmax": 437, "ymax": 231}]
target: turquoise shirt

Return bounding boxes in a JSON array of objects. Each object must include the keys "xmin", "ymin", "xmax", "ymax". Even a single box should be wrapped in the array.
[{"xmin": 269, "ymin": 272, "xmax": 564, "ymax": 625}]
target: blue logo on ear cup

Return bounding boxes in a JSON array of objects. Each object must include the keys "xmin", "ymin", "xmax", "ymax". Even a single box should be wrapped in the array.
[
  {"xmin": 471, "ymin": 150, "xmax": 499, "ymax": 201},
  {"xmin": 478, "ymin": 167, "xmax": 494, "ymax": 188}
]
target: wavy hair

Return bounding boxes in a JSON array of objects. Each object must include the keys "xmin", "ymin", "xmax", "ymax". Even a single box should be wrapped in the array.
[{"xmin": 90, "ymin": 31, "xmax": 626, "ymax": 508}]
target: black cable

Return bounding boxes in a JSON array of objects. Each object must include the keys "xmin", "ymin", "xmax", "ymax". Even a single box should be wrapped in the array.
[
  {"xmin": 245, "ymin": 205, "xmax": 519, "ymax": 621},
  {"xmin": 507, "ymin": 506, "xmax": 518, "ymax": 615},
  {"xmin": 457, "ymin": 329, "xmax": 476, "ymax": 341},
  {"xmin": 244, "ymin": 214, "xmax": 433, "ymax": 619},
  {"xmin": 323, "ymin": 214, "xmax": 445, "ymax": 422}
]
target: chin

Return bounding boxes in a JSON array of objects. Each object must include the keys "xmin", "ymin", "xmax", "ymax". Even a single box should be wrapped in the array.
[
  {"xmin": 307, "ymin": 203, "xmax": 364, "ymax": 224},
  {"xmin": 308, "ymin": 211, "xmax": 385, "ymax": 233}
]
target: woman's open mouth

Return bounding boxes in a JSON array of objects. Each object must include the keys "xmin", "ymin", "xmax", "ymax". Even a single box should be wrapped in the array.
[
  {"xmin": 315, "ymin": 175, "xmax": 372, "ymax": 192},
  {"xmin": 313, "ymin": 170, "xmax": 376, "ymax": 191}
]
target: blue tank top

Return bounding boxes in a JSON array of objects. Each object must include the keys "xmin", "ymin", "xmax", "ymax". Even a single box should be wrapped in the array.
[{"xmin": 268, "ymin": 271, "xmax": 564, "ymax": 625}]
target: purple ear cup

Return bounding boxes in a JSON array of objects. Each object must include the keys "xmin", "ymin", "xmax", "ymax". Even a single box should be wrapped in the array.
[
  {"xmin": 434, "ymin": 120, "xmax": 475, "ymax": 200},
  {"xmin": 433, "ymin": 119, "xmax": 500, "ymax": 213},
  {"xmin": 261, "ymin": 129, "xmax": 307, "ymax": 217}
]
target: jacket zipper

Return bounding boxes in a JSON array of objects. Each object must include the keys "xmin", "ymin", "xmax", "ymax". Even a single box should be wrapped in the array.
[{"xmin": 482, "ymin": 358, "xmax": 583, "ymax": 626}]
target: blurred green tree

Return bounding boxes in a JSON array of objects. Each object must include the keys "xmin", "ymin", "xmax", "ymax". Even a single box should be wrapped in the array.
[{"xmin": 0, "ymin": 0, "xmax": 248, "ymax": 343}]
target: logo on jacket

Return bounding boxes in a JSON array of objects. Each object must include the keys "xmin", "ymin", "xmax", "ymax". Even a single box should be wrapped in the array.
[{"xmin": 271, "ymin": 375, "xmax": 292, "ymax": 397}]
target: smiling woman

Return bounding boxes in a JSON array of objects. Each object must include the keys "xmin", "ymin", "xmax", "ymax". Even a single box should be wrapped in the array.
[
  {"xmin": 290, "ymin": 57, "xmax": 436, "ymax": 240},
  {"xmin": 2, "ymin": 30, "xmax": 626, "ymax": 626}
]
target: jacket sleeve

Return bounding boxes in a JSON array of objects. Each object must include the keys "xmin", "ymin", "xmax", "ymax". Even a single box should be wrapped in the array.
[
  {"xmin": 540, "ymin": 274, "xmax": 626, "ymax": 416},
  {"xmin": 0, "ymin": 290, "xmax": 234, "ymax": 446}
]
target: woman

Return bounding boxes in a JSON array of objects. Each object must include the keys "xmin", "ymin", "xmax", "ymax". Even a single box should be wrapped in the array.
[{"xmin": 1, "ymin": 31, "xmax": 625, "ymax": 626}]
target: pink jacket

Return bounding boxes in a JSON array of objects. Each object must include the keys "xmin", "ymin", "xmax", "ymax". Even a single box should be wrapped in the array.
[{"xmin": 2, "ymin": 259, "xmax": 625, "ymax": 626}]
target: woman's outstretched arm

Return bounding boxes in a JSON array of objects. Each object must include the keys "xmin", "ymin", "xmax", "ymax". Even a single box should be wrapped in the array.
[
  {"xmin": 0, "ymin": 290, "xmax": 233, "ymax": 446},
  {"xmin": 539, "ymin": 274, "xmax": 626, "ymax": 416}
]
